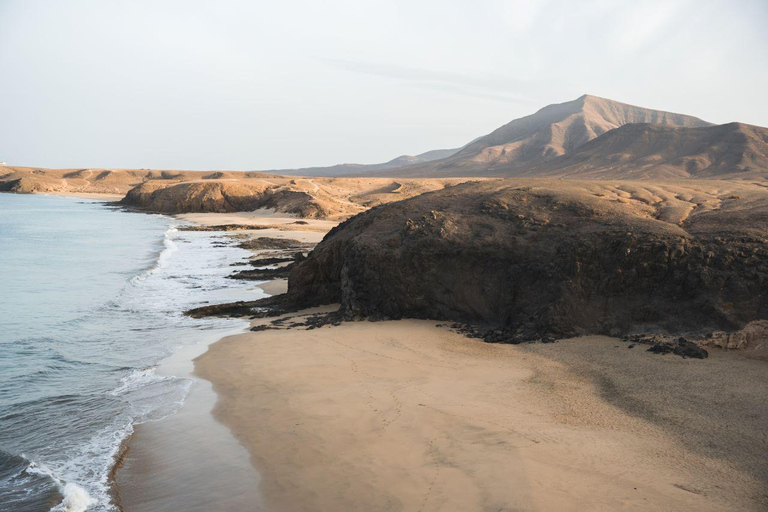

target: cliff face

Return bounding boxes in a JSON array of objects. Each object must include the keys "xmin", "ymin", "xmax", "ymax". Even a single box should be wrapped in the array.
[{"xmin": 286, "ymin": 180, "xmax": 768, "ymax": 340}]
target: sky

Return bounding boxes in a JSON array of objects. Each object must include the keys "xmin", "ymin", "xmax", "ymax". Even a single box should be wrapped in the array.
[{"xmin": 1, "ymin": 0, "xmax": 767, "ymax": 170}]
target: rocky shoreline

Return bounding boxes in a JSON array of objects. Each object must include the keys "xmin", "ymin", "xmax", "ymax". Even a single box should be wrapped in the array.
[{"xmin": 188, "ymin": 180, "xmax": 768, "ymax": 360}]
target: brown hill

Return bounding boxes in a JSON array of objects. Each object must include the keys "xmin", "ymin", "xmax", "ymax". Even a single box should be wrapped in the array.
[
  {"xmin": 279, "ymin": 179, "xmax": 768, "ymax": 340},
  {"xmin": 524, "ymin": 122, "xmax": 768, "ymax": 180},
  {"xmin": 0, "ymin": 165, "xmax": 480, "ymax": 218},
  {"xmin": 371, "ymin": 95, "xmax": 713, "ymax": 177},
  {"xmin": 119, "ymin": 176, "xmax": 479, "ymax": 218},
  {"xmin": 0, "ymin": 166, "xmax": 275, "ymax": 195}
]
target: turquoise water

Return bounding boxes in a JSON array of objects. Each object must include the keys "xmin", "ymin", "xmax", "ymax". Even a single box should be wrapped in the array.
[{"xmin": 0, "ymin": 194, "xmax": 255, "ymax": 511}]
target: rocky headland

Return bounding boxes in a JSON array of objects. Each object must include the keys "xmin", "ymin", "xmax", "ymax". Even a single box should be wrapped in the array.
[{"xmin": 233, "ymin": 179, "xmax": 768, "ymax": 346}]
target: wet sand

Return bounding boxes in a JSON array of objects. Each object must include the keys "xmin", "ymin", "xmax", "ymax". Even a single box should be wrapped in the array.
[
  {"xmin": 196, "ymin": 314, "xmax": 768, "ymax": 512},
  {"xmin": 116, "ymin": 332, "xmax": 264, "ymax": 511},
  {"xmin": 116, "ymin": 211, "xmax": 330, "ymax": 511}
]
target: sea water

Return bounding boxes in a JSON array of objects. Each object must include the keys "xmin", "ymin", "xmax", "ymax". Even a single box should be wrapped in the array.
[{"xmin": 0, "ymin": 194, "xmax": 257, "ymax": 511}]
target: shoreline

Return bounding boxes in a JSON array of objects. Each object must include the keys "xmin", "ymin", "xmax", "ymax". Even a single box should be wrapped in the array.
[
  {"xmin": 115, "ymin": 211, "xmax": 333, "ymax": 512},
  {"xmin": 115, "ymin": 321, "xmax": 264, "ymax": 512}
]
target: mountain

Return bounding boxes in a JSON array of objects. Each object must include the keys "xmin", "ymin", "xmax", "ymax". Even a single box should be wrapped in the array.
[
  {"xmin": 281, "ymin": 95, "xmax": 768, "ymax": 180},
  {"xmin": 525, "ymin": 122, "xmax": 768, "ymax": 180},
  {"xmin": 367, "ymin": 95, "xmax": 719, "ymax": 178},
  {"xmin": 272, "ymin": 147, "xmax": 461, "ymax": 177}
]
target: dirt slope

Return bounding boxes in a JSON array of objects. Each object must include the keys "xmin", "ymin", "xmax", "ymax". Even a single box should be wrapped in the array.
[{"xmin": 519, "ymin": 122, "xmax": 768, "ymax": 180}]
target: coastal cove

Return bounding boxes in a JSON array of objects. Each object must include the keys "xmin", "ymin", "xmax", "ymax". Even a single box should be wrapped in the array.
[
  {"xmin": 3, "ymin": 4, "xmax": 768, "ymax": 510},
  {"xmin": 3, "ymin": 192, "xmax": 768, "ymax": 512},
  {"xmin": 115, "ymin": 212, "xmax": 330, "ymax": 512}
]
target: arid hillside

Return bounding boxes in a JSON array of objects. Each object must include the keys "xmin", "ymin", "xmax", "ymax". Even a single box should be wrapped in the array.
[
  {"xmin": 119, "ymin": 177, "xmax": 481, "ymax": 218},
  {"xmin": 0, "ymin": 166, "xmax": 479, "ymax": 219},
  {"xmin": 512, "ymin": 122, "xmax": 768, "ymax": 180},
  {"xmin": 369, "ymin": 95, "xmax": 717, "ymax": 178},
  {"xmin": 0, "ymin": 167, "xmax": 275, "ymax": 195}
]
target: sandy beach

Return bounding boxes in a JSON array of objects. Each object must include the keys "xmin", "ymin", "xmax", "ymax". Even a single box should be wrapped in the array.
[
  {"xmin": 115, "ymin": 210, "xmax": 331, "ymax": 511},
  {"xmin": 196, "ymin": 316, "xmax": 768, "ymax": 511}
]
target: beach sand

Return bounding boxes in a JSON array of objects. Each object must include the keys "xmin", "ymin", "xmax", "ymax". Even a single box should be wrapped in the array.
[
  {"xmin": 116, "ymin": 211, "xmax": 329, "ymax": 511},
  {"xmin": 196, "ymin": 314, "xmax": 768, "ymax": 512},
  {"xmin": 45, "ymin": 191, "xmax": 125, "ymax": 200}
]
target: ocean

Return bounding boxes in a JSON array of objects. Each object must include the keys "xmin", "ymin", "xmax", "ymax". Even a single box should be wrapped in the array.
[{"xmin": 0, "ymin": 194, "xmax": 257, "ymax": 512}]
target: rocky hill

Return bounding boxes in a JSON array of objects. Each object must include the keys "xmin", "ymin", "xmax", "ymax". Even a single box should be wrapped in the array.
[
  {"xmin": 517, "ymin": 122, "xmax": 768, "ymax": 180},
  {"xmin": 119, "ymin": 176, "xmax": 479, "ymax": 218},
  {"xmin": 281, "ymin": 179, "xmax": 768, "ymax": 340},
  {"xmin": 0, "ymin": 166, "xmax": 479, "ymax": 218}
]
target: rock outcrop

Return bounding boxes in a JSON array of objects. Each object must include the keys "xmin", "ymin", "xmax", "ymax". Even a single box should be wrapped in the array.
[
  {"xmin": 282, "ymin": 180, "xmax": 768, "ymax": 341},
  {"xmin": 120, "ymin": 180, "xmax": 335, "ymax": 218},
  {"xmin": 117, "ymin": 176, "xmax": 476, "ymax": 218},
  {"xmin": 702, "ymin": 320, "xmax": 768, "ymax": 350}
]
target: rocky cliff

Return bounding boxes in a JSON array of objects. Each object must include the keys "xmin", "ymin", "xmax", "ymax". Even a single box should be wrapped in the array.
[{"xmin": 283, "ymin": 179, "xmax": 768, "ymax": 341}]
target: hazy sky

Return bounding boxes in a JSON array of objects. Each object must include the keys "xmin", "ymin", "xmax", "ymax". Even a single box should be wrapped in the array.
[{"xmin": 1, "ymin": 0, "xmax": 766, "ymax": 170}]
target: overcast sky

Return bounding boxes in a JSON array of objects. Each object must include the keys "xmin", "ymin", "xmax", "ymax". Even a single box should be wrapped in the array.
[{"xmin": 1, "ymin": 0, "xmax": 766, "ymax": 170}]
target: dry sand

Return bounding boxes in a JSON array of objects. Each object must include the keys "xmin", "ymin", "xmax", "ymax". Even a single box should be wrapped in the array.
[
  {"xmin": 195, "ymin": 314, "xmax": 768, "ymax": 512},
  {"xmin": 177, "ymin": 210, "xmax": 338, "ymax": 240}
]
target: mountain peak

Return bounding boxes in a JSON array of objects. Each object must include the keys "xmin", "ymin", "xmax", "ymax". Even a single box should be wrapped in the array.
[
  {"xmin": 453, "ymin": 95, "xmax": 711, "ymax": 164},
  {"xmin": 371, "ymin": 95, "xmax": 716, "ymax": 178}
]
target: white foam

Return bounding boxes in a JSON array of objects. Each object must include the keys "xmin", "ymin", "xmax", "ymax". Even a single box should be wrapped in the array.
[
  {"xmin": 108, "ymin": 367, "xmax": 171, "ymax": 396},
  {"xmin": 130, "ymin": 225, "xmax": 180, "ymax": 283},
  {"xmin": 155, "ymin": 229, "xmax": 179, "ymax": 270},
  {"xmin": 26, "ymin": 461, "xmax": 98, "ymax": 512},
  {"xmin": 53, "ymin": 483, "xmax": 97, "ymax": 512}
]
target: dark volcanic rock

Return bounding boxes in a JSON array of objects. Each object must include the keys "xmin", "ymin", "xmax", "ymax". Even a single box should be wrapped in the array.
[
  {"xmin": 236, "ymin": 237, "xmax": 314, "ymax": 251},
  {"xmin": 282, "ymin": 181, "xmax": 768, "ymax": 341},
  {"xmin": 228, "ymin": 264, "xmax": 294, "ymax": 281},
  {"xmin": 671, "ymin": 338, "xmax": 709, "ymax": 359},
  {"xmin": 247, "ymin": 256, "xmax": 296, "ymax": 266},
  {"xmin": 645, "ymin": 337, "xmax": 708, "ymax": 359},
  {"xmin": 186, "ymin": 294, "xmax": 296, "ymax": 319}
]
